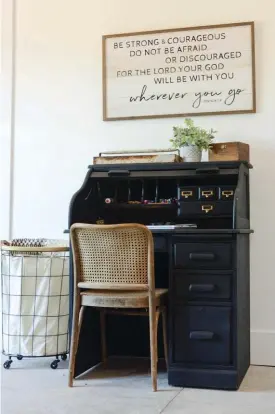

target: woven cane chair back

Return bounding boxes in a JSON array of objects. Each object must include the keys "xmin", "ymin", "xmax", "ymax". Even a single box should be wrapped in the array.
[{"xmin": 70, "ymin": 224, "xmax": 154, "ymax": 288}]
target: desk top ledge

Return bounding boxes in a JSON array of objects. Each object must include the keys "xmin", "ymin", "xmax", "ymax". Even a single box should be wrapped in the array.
[
  {"xmin": 88, "ymin": 161, "xmax": 252, "ymax": 172},
  {"xmin": 149, "ymin": 228, "xmax": 253, "ymax": 234},
  {"xmin": 64, "ymin": 228, "xmax": 253, "ymax": 234}
]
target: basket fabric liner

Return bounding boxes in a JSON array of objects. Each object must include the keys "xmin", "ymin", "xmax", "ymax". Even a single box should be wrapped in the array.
[{"xmin": 1, "ymin": 239, "xmax": 69, "ymax": 357}]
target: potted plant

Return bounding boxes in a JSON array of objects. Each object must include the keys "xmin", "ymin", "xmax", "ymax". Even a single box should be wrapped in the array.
[{"xmin": 170, "ymin": 118, "xmax": 216, "ymax": 162}]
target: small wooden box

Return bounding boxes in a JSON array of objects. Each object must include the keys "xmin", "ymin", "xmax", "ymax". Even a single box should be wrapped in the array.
[{"xmin": 209, "ymin": 142, "xmax": 249, "ymax": 162}]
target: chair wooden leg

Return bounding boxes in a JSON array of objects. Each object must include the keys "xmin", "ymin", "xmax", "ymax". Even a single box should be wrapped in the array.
[
  {"xmin": 100, "ymin": 309, "xmax": 107, "ymax": 364},
  {"xmin": 155, "ymin": 310, "xmax": 160, "ymax": 363},
  {"xmin": 149, "ymin": 304, "xmax": 157, "ymax": 392},
  {"xmin": 68, "ymin": 295, "xmax": 84, "ymax": 387},
  {"xmin": 77, "ymin": 306, "xmax": 85, "ymax": 348},
  {"xmin": 161, "ymin": 308, "xmax": 168, "ymax": 369},
  {"xmin": 78, "ymin": 306, "xmax": 85, "ymax": 324}
]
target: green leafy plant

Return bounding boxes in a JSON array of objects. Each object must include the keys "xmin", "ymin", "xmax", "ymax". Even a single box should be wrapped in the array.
[{"xmin": 170, "ymin": 118, "xmax": 216, "ymax": 151}]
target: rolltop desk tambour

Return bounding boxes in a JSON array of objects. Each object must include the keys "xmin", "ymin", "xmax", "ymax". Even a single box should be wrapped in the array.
[{"xmin": 68, "ymin": 161, "xmax": 253, "ymax": 390}]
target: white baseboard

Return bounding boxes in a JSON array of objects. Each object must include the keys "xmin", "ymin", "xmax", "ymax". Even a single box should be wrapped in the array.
[{"xmin": 251, "ymin": 330, "xmax": 275, "ymax": 366}]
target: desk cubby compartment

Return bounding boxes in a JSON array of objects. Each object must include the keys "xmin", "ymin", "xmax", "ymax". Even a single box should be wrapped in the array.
[
  {"xmin": 128, "ymin": 180, "xmax": 143, "ymax": 202},
  {"xmin": 96, "ymin": 179, "xmax": 117, "ymax": 200},
  {"xmin": 199, "ymin": 186, "xmax": 218, "ymax": 201},
  {"xmin": 158, "ymin": 179, "xmax": 177, "ymax": 200},
  {"xmin": 173, "ymin": 306, "xmax": 232, "ymax": 365},
  {"xmin": 179, "ymin": 201, "xmax": 233, "ymax": 218},
  {"xmin": 143, "ymin": 179, "xmax": 157, "ymax": 202},
  {"xmin": 174, "ymin": 242, "xmax": 232, "ymax": 270},
  {"xmin": 179, "ymin": 187, "xmax": 198, "ymax": 201},
  {"xmin": 174, "ymin": 272, "xmax": 231, "ymax": 300},
  {"xmin": 219, "ymin": 186, "xmax": 235, "ymax": 201}
]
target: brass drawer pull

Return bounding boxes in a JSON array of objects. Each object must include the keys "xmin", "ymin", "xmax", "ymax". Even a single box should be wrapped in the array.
[
  {"xmin": 181, "ymin": 190, "xmax": 193, "ymax": 198},
  {"xmin": 96, "ymin": 219, "xmax": 105, "ymax": 224},
  {"xmin": 201, "ymin": 205, "xmax": 213, "ymax": 213},
  {"xmin": 202, "ymin": 190, "xmax": 213, "ymax": 198},
  {"xmin": 222, "ymin": 190, "xmax": 234, "ymax": 198}
]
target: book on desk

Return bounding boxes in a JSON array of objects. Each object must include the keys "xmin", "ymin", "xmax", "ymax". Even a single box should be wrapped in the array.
[{"xmin": 68, "ymin": 161, "xmax": 253, "ymax": 390}]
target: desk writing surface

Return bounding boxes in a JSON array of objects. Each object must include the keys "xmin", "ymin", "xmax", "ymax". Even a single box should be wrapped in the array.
[{"xmin": 64, "ymin": 228, "xmax": 253, "ymax": 234}]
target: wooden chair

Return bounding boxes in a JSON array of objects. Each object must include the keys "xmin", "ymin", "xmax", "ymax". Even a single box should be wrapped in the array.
[{"xmin": 69, "ymin": 223, "xmax": 168, "ymax": 391}]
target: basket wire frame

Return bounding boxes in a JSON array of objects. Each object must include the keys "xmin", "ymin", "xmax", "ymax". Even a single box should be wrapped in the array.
[{"xmin": 1, "ymin": 244, "xmax": 70, "ymax": 369}]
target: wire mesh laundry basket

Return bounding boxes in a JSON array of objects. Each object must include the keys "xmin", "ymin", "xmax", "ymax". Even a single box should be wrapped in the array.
[{"xmin": 1, "ymin": 239, "xmax": 70, "ymax": 369}]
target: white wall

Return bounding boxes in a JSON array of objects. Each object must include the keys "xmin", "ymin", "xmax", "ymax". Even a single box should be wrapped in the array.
[
  {"xmin": 0, "ymin": 0, "xmax": 14, "ymax": 240},
  {"xmin": 1, "ymin": 0, "xmax": 275, "ymax": 365}
]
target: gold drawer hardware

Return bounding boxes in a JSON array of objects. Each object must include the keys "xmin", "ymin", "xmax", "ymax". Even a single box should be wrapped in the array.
[
  {"xmin": 96, "ymin": 219, "xmax": 105, "ymax": 224},
  {"xmin": 202, "ymin": 190, "xmax": 213, "ymax": 198},
  {"xmin": 222, "ymin": 190, "xmax": 234, "ymax": 198},
  {"xmin": 202, "ymin": 205, "xmax": 213, "ymax": 213},
  {"xmin": 181, "ymin": 190, "xmax": 193, "ymax": 198}
]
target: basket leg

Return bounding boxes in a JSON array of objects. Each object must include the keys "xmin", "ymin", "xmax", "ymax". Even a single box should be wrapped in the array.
[
  {"xmin": 3, "ymin": 357, "xmax": 13, "ymax": 369},
  {"xmin": 50, "ymin": 356, "xmax": 60, "ymax": 369}
]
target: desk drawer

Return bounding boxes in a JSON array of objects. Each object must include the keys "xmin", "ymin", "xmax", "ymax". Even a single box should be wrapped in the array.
[
  {"xmin": 179, "ymin": 201, "xmax": 233, "ymax": 217},
  {"xmin": 173, "ymin": 306, "xmax": 231, "ymax": 365},
  {"xmin": 174, "ymin": 272, "xmax": 231, "ymax": 300},
  {"xmin": 173, "ymin": 242, "xmax": 232, "ymax": 270}
]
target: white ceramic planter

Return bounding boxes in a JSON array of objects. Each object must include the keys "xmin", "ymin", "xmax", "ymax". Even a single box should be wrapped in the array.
[{"xmin": 180, "ymin": 145, "xmax": 202, "ymax": 162}]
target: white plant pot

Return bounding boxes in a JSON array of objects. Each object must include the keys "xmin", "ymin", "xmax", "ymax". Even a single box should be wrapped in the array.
[{"xmin": 180, "ymin": 145, "xmax": 202, "ymax": 162}]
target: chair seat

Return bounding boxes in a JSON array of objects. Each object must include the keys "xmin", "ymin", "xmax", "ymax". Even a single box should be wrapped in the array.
[{"xmin": 80, "ymin": 288, "xmax": 168, "ymax": 308}]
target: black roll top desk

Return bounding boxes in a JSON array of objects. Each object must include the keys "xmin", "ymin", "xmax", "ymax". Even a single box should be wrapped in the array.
[{"xmin": 68, "ymin": 161, "xmax": 252, "ymax": 390}]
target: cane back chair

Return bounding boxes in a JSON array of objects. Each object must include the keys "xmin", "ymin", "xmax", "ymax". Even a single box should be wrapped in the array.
[{"xmin": 69, "ymin": 223, "xmax": 168, "ymax": 391}]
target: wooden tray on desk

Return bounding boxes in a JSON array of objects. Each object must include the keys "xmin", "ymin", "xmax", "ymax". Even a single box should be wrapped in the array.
[{"xmin": 93, "ymin": 149, "xmax": 181, "ymax": 164}]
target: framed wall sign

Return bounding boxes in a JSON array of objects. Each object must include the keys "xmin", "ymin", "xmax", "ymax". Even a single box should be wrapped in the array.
[{"xmin": 102, "ymin": 22, "xmax": 256, "ymax": 121}]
